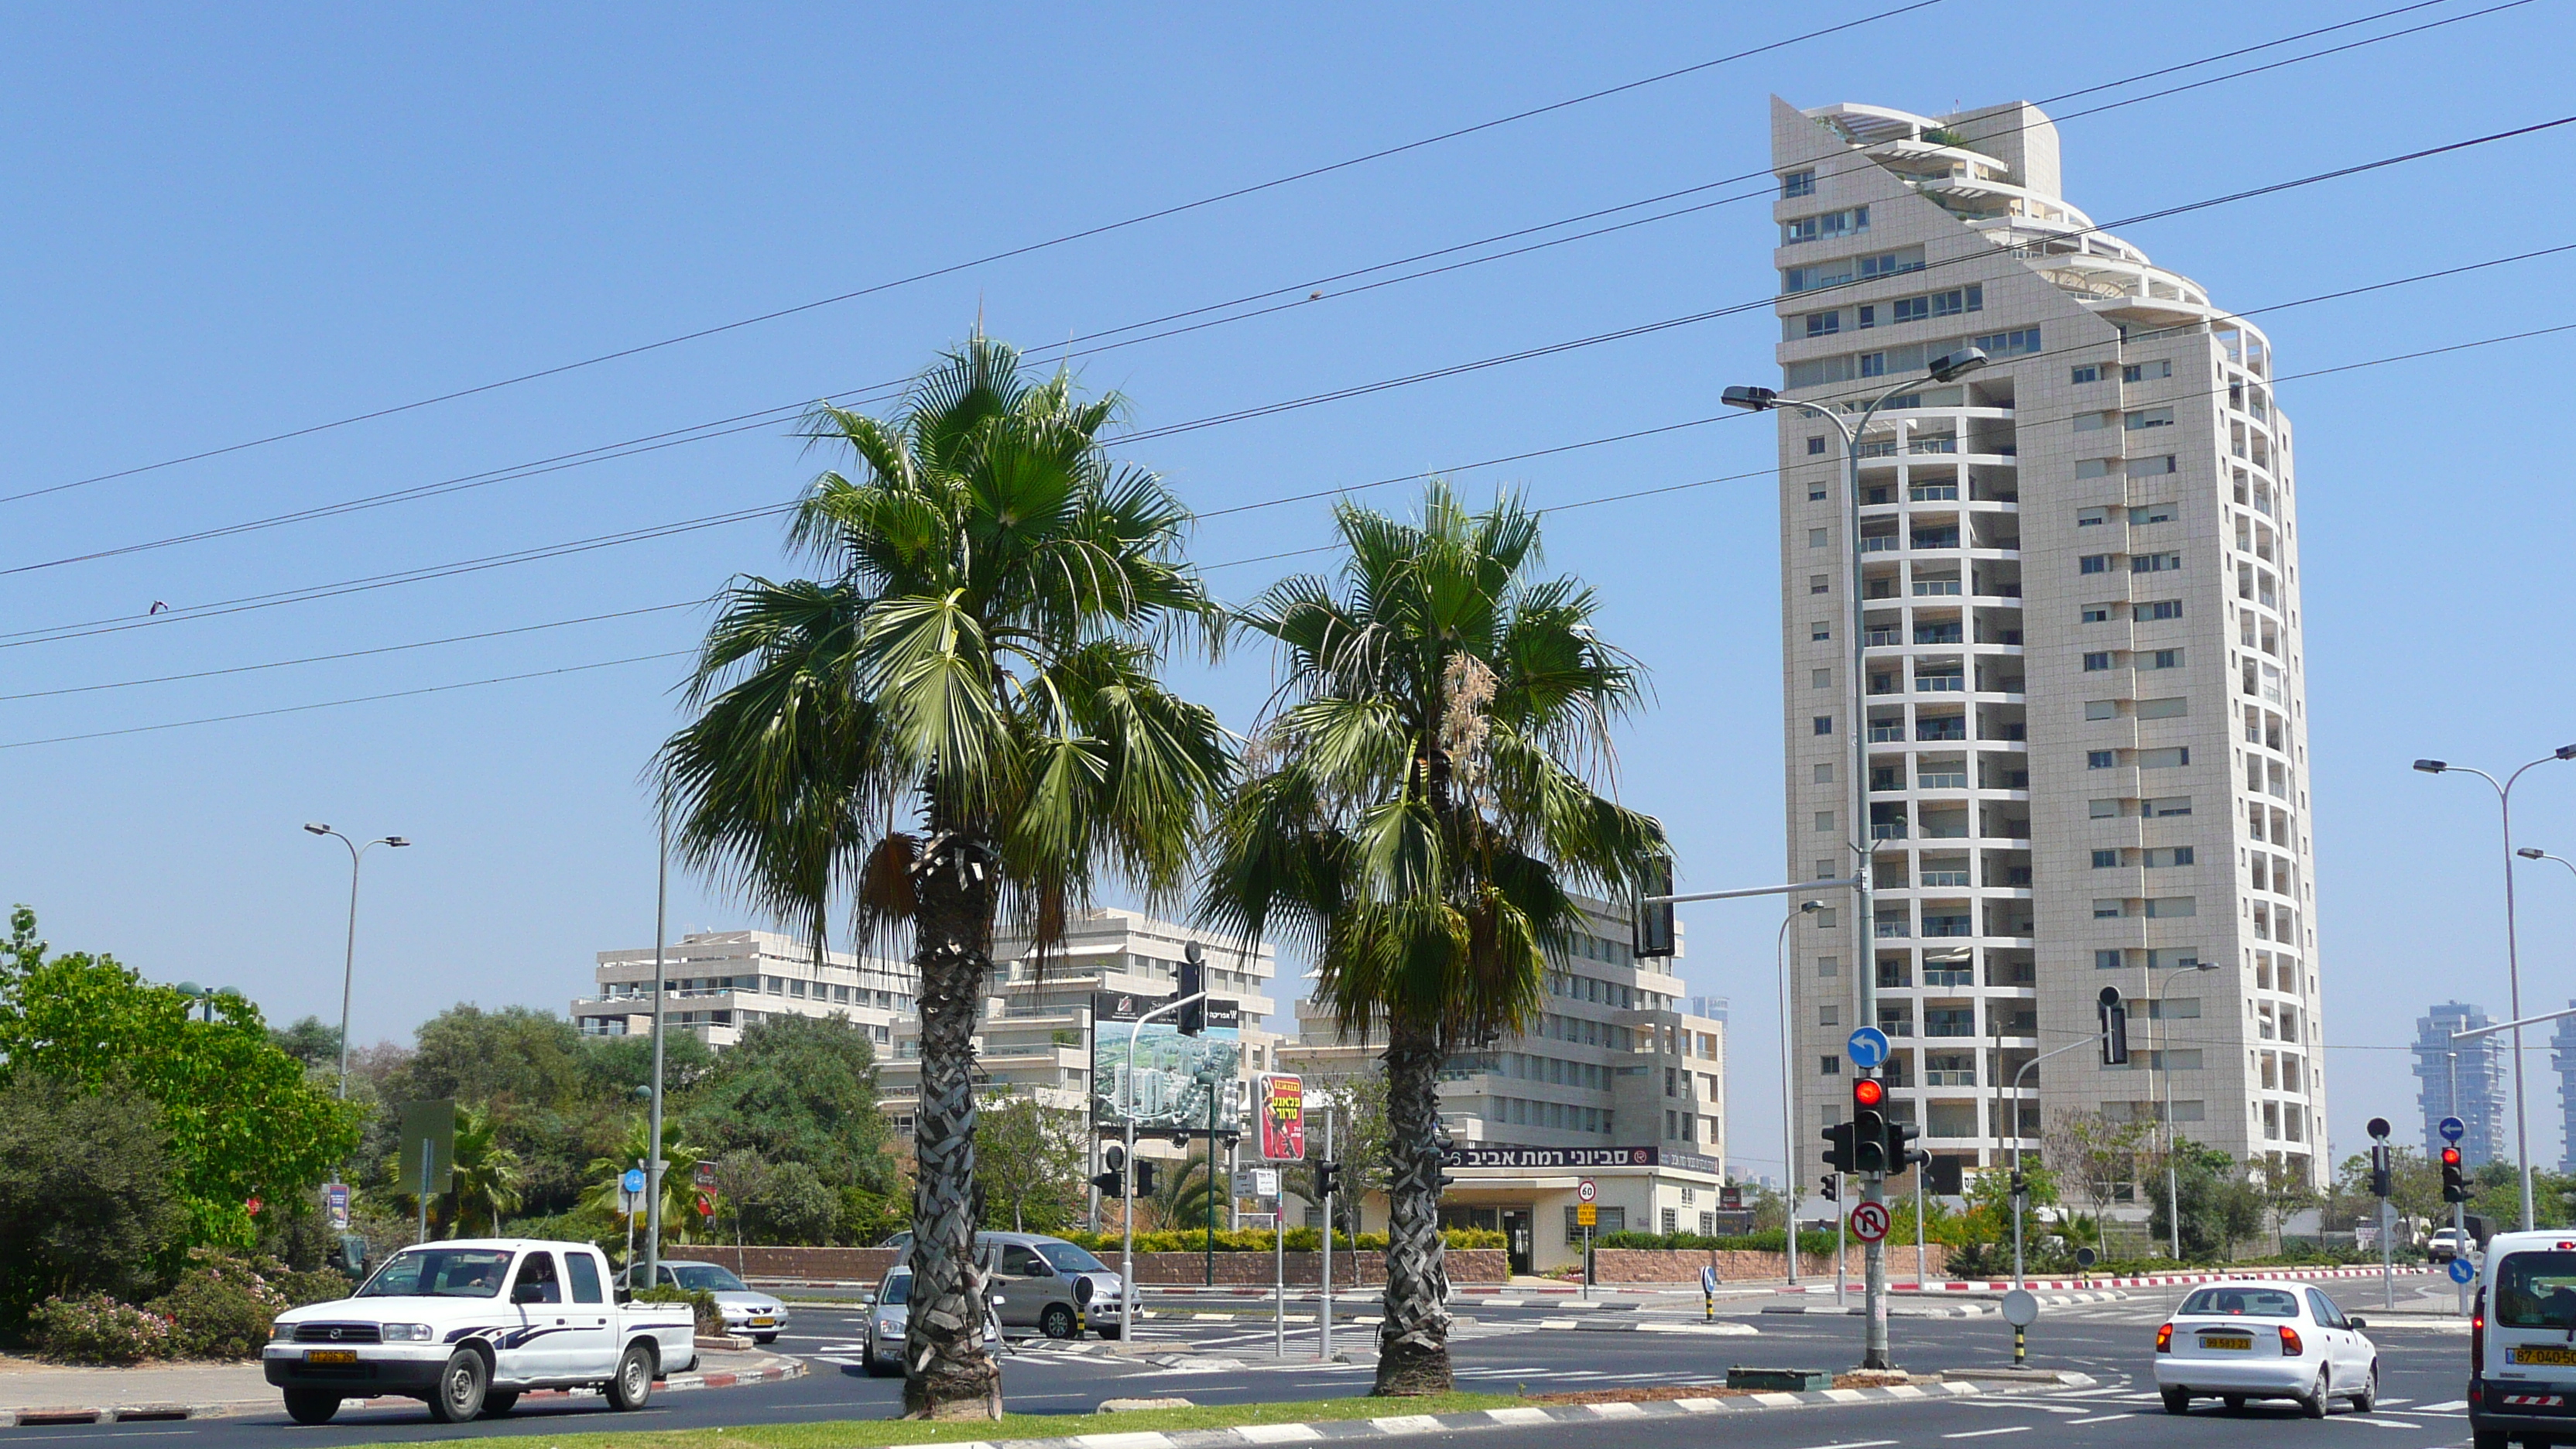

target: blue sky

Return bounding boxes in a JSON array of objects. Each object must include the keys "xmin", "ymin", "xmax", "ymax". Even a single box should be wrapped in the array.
[{"xmin": 5, "ymin": 2, "xmax": 2574, "ymax": 1182}]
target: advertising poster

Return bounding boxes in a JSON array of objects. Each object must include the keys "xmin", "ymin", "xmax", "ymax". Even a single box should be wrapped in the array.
[
  {"xmin": 1257, "ymin": 1073, "xmax": 1305, "ymax": 1160},
  {"xmin": 1091, "ymin": 990, "xmax": 1242, "ymax": 1132}
]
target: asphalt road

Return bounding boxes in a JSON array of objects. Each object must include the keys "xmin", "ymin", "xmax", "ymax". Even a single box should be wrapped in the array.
[{"xmin": 9, "ymin": 1277, "xmax": 2475, "ymax": 1447}]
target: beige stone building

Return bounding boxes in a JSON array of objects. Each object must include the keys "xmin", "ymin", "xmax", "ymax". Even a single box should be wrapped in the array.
[
  {"xmin": 575, "ymin": 929, "xmax": 912, "ymax": 1050},
  {"xmin": 1769, "ymin": 98, "xmax": 2327, "ymax": 1197}
]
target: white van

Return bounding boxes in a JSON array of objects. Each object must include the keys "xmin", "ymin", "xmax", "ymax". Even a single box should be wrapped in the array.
[{"xmin": 2468, "ymin": 1230, "xmax": 2576, "ymax": 1449}]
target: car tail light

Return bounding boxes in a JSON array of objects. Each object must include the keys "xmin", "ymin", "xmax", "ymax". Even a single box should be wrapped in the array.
[
  {"xmin": 2156, "ymin": 1324, "xmax": 2173, "ymax": 1353},
  {"xmin": 2280, "ymin": 1325, "xmax": 2304, "ymax": 1356}
]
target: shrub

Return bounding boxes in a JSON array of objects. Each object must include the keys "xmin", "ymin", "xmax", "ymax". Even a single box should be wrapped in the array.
[
  {"xmin": 149, "ymin": 1249, "xmax": 288, "ymax": 1359},
  {"xmin": 1595, "ymin": 1228, "xmax": 1841, "ymax": 1254},
  {"xmin": 1053, "ymin": 1227, "xmax": 1502, "ymax": 1254},
  {"xmin": 270, "ymin": 1268, "xmax": 355, "ymax": 1308},
  {"xmin": 28, "ymin": 1293, "xmax": 174, "ymax": 1364},
  {"xmin": 634, "ymin": 1285, "xmax": 723, "ymax": 1336}
]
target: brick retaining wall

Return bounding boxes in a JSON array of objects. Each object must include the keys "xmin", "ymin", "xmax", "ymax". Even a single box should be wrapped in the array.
[
  {"xmin": 700, "ymin": 1243, "xmax": 1510, "ymax": 1286},
  {"xmin": 1588, "ymin": 1243, "xmax": 1951, "ymax": 1283}
]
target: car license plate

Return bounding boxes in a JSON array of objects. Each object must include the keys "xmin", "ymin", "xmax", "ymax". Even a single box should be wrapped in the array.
[
  {"xmin": 303, "ymin": 1349, "xmax": 359, "ymax": 1365},
  {"xmin": 747, "ymin": 1316, "xmax": 774, "ymax": 1327},
  {"xmin": 2513, "ymin": 1347, "xmax": 2576, "ymax": 1366},
  {"xmin": 2201, "ymin": 1336, "xmax": 2253, "ymax": 1351}
]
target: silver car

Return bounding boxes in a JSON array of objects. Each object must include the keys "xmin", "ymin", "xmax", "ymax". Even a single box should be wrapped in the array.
[
  {"xmin": 653, "ymin": 1261, "xmax": 789, "ymax": 1345},
  {"xmin": 879, "ymin": 1231, "xmax": 1122, "ymax": 1341},
  {"xmin": 862, "ymin": 1267, "xmax": 1001, "ymax": 1377}
]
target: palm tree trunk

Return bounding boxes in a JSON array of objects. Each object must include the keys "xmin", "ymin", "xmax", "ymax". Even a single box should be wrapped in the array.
[
  {"xmin": 902, "ymin": 832, "xmax": 1003, "ymax": 1420},
  {"xmin": 1373, "ymin": 1023, "xmax": 1453, "ymax": 1395}
]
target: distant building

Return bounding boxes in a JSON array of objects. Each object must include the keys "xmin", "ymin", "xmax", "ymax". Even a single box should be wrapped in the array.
[
  {"xmin": 2414, "ymin": 1002, "xmax": 2506, "ymax": 1167},
  {"xmin": 574, "ymin": 929, "xmax": 911, "ymax": 1050},
  {"xmin": 2553, "ymin": 1002, "xmax": 2576, "ymax": 1172}
]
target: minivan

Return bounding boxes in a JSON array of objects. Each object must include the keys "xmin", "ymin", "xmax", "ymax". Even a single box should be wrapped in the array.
[{"xmin": 2468, "ymin": 1230, "xmax": 2576, "ymax": 1449}]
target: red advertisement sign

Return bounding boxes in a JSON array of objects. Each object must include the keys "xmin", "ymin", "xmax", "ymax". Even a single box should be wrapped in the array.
[{"xmin": 1257, "ymin": 1074, "xmax": 1305, "ymax": 1161}]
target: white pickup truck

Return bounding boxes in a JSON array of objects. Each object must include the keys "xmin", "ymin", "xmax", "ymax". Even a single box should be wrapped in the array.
[{"xmin": 262, "ymin": 1238, "xmax": 699, "ymax": 1425}]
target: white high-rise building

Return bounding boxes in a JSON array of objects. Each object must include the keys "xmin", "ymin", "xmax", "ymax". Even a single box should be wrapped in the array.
[{"xmin": 1770, "ymin": 98, "xmax": 2328, "ymax": 1195}]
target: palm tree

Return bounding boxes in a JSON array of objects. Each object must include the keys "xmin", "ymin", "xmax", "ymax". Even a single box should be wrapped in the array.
[
  {"xmin": 447, "ymin": 1105, "xmax": 525, "ymax": 1238},
  {"xmin": 656, "ymin": 334, "xmax": 1228, "ymax": 1420},
  {"xmin": 1200, "ymin": 484, "xmax": 1666, "ymax": 1395},
  {"xmin": 1148, "ymin": 1147, "xmax": 1228, "ymax": 1237},
  {"xmin": 584, "ymin": 1115, "xmax": 704, "ymax": 1251}
]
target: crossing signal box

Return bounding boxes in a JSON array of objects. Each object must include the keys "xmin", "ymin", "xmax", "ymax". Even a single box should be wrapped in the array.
[
  {"xmin": 2441, "ymin": 1146, "xmax": 2469, "ymax": 1204},
  {"xmin": 2098, "ymin": 986, "xmax": 2129, "ymax": 1066},
  {"xmin": 1889, "ymin": 1120, "xmax": 1929, "ymax": 1177},
  {"xmin": 2369, "ymin": 1143, "xmax": 2394, "ymax": 1199},
  {"xmin": 1177, "ymin": 944, "xmax": 1206, "ymax": 1036},
  {"xmin": 1850, "ymin": 1076, "xmax": 1887, "ymax": 1174},
  {"xmin": 1314, "ymin": 1160, "xmax": 1341, "ymax": 1199},
  {"xmin": 1092, "ymin": 1144, "xmax": 1130, "ymax": 1197},
  {"xmin": 1821, "ymin": 1120, "xmax": 1856, "ymax": 1174},
  {"xmin": 1632, "ymin": 858, "xmax": 1677, "ymax": 960},
  {"xmin": 1133, "ymin": 1160, "xmax": 1158, "ymax": 1197},
  {"xmin": 1820, "ymin": 1173, "xmax": 1838, "ymax": 1203}
]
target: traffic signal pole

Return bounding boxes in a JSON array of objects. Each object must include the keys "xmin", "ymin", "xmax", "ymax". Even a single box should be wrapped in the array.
[{"xmin": 1115, "ymin": 988, "xmax": 1208, "ymax": 1348}]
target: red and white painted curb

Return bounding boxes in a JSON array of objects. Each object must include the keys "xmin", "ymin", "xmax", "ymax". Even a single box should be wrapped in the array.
[
  {"xmin": 1883, "ymin": 1265, "xmax": 2424, "ymax": 1293},
  {"xmin": 0, "ymin": 1356, "xmax": 805, "ymax": 1428}
]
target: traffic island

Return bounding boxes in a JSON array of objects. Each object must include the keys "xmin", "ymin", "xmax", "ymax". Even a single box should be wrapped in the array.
[{"xmin": 391, "ymin": 1370, "xmax": 2095, "ymax": 1448}]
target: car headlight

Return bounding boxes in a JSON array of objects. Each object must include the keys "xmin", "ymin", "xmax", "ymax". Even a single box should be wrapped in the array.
[
  {"xmin": 270, "ymin": 1321, "xmax": 296, "ymax": 1342},
  {"xmin": 381, "ymin": 1323, "xmax": 434, "ymax": 1342}
]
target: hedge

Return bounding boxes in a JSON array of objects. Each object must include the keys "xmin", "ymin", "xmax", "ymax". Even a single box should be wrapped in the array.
[{"xmin": 1056, "ymin": 1227, "xmax": 1504, "ymax": 1255}]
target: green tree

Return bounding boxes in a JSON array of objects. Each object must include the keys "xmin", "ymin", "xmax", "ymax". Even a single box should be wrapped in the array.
[
  {"xmin": 2149, "ymin": 1140, "xmax": 2267, "ymax": 1259},
  {"xmin": 382, "ymin": 1005, "xmax": 587, "ymax": 1113},
  {"xmin": 583, "ymin": 1115, "xmax": 704, "ymax": 1248},
  {"xmin": 0, "ymin": 906, "xmax": 359, "ymax": 1249},
  {"xmin": 1280, "ymin": 1068, "xmax": 1390, "ymax": 1238},
  {"xmin": 972, "ymin": 1094, "xmax": 1085, "ymax": 1233},
  {"xmin": 447, "ymin": 1105, "xmax": 526, "ymax": 1237},
  {"xmin": 1148, "ymin": 1146, "xmax": 1228, "ymax": 1237},
  {"xmin": 269, "ymin": 1016, "xmax": 343, "ymax": 1070},
  {"xmin": 656, "ymin": 334, "xmax": 1228, "ymax": 1419},
  {"xmin": 0, "ymin": 1075, "xmax": 186, "ymax": 1334},
  {"xmin": 687, "ymin": 1014, "xmax": 894, "ymax": 1192},
  {"xmin": 1199, "ymin": 485, "xmax": 1667, "ymax": 1395}
]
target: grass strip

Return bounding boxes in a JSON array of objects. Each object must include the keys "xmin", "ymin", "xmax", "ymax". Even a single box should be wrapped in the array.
[{"xmin": 400, "ymin": 1389, "xmax": 1526, "ymax": 1448}]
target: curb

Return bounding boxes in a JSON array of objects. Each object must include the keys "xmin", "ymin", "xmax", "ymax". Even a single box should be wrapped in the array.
[
  {"xmin": 879, "ymin": 1372, "xmax": 2096, "ymax": 1449},
  {"xmin": 1762, "ymin": 1290, "xmax": 2125, "ymax": 1317},
  {"xmin": 1882, "ymin": 1266, "xmax": 2422, "ymax": 1292},
  {"xmin": 0, "ymin": 1355, "xmax": 807, "ymax": 1429}
]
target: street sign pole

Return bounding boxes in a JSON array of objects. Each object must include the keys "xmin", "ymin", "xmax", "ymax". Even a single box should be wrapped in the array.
[
  {"xmin": 1320, "ymin": 1106, "xmax": 1334, "ymax": 1362},
  {"xmin": 1844, "ymin": 1027, "xmax": 1894, "ymax": 1365},
  {"xmin": 2441, "ymin": 1114, "xmax": 2470, "ymax": 1315},
  {"xmin": 1577, "ymin": 1177, "xmax": 1598, "ymax": 1300},
  {"xmin": 2367, "ymin": 1116, "xmax": 2396, "ymax": 1311}
]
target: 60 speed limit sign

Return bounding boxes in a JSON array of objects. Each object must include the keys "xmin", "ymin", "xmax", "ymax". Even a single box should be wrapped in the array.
[{"xmin": 1848, "ymin": 1200, "xmax": 1891, "ymax": 1243}]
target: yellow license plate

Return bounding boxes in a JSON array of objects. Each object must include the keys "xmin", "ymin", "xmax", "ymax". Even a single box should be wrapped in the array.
[
  {"xmin": 2513, "ymin": 1347, "xmax": 2576, "ymax": 1365},
  {"xmin": 2201, "ymin": 1336, "xmax": 2253, "ymax": 1351},
  {"xmin": 747, "ymin": 1317, "xmax": 774, "ymax": 1327},
  {"xmin": 303, "ymin": 1349, "xmax": 359, "ymax": 1365}
]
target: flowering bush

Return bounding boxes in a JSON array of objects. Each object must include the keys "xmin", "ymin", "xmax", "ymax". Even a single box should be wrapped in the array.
[
  {"xmin": 27, "ymin": 1293, "xmax": 175, "ymax": 1364},
  {"xmin": 148, "ymin": 1249, "xmax": 288, "ymax": 1359},
  {"xmin": 270, "ymin": 1268, "xmax": 355, "ymax": 1309}
]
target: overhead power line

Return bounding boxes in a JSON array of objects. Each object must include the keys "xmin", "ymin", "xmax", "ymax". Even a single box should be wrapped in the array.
[
  {"xmin": 9, "ymin": 307, "xmax": 2574, "ymax": 739},
  {"xmin": 7, "ymin": 0, "xmax": 2532, "ymax": 572},
  {"xmin": 3, "ymin": 231, "xmax": 2568, "ymax": 658},
  {"xmin": 5, "ymin": 0, "xmax": 1949, "ymax": 507}
]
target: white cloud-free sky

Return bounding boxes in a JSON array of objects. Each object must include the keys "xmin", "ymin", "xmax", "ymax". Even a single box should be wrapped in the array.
[{"xmin": 4, "ymin": 2, "xmax": 2573, "ymax": 1180}]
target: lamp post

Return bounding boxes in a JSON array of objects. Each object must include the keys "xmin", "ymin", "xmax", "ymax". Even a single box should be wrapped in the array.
[
  {"xmin": 646, "ymin": 811, "xmax": 670, "ymax": 1291},
  {"xmin": 2153, "ymin": 961, "xmax": 2218, "ymax": 1257},
  {"xmin": 303, "ymin": 824, "xmax": 409, "ymax": 1099},
  {"xmin": 1729, "ymin": 346, "xmax": 1989, "ymax": 1369},
  {"xmin": 173, "ymin": 981, "xmax": 236, "ymax": 1023},
  {"xmin": 1776, "ymin": 899, "xmax": 1824, "ymax": 1286},
  {"xmin": 2415, "ymin": 746, "xmax": 2576, "ymax": 1230},
  {"xmin": 2009, "ymin": 1031, "xmax": 2112, "ymax": 1286}
]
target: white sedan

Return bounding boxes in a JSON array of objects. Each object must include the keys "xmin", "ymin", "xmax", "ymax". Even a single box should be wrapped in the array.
[{"xmin": 2156, "ymin": 1280, "xmax": 2378, "ymax": 1416}]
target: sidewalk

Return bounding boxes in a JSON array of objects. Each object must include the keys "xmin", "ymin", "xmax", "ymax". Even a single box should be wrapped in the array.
[{"xmin": 0, "ymin": 1348, "xmax": 803, "ymax": 1427}]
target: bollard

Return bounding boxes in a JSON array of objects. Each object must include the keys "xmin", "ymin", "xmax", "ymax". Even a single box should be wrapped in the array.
[{"xmin": 2014, "ymin": 1324, "xmax": 2026, "ymax": 1365}]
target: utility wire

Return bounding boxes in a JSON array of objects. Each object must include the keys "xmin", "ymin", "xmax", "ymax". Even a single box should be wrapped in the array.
[
  {"xmin": 3, "ymin": 238, "xmax": 2567, "ymax": 657},
  {"xmin": 5, "ymin": 0, "xmax": 2534, "ymax": 546},
  {"xmin": 10, "ymin": 308, "xmax": 2573, "ymax": 728},
  {"xmin": 2, "ymin": 0, "xmax": 1948, "ymax": 507}
]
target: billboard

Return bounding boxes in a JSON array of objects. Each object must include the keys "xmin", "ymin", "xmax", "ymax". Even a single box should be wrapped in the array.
[
  {"xmin": 1257, "ymin": 1074, "xmax": 1305, "ymax": 1160},
  {"xmin": 1091, "ymin": 991, "xmax": 1242, "ymax": 1132}
]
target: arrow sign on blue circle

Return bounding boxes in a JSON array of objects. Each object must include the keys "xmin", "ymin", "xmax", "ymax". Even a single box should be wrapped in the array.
[
  {"xmin": 2451, "ymin": 1255, "xmax": 2478, "ymax": 1283},
  {"xmin": 622, "ymin": 1168, "xmax": 647, "ymax": 1195},
  {"xmin": 2440, "ymin": 1115, "xmax": 2467, "ymax": 1144},
  {"xmin": 1847, "ymin": 1026, "xmax": 1891, "ymax": 1070}
]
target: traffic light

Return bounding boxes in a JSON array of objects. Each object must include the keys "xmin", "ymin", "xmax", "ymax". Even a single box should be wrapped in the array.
[
  {"xmin": 2010, "ymin": 1170, "xmax": 2029, "ymax": 1201},
  {"xmin": 1633, "ymin": 857, "xmax": 1677, "ymax": 960},
  {"xmin": 1851, "ymin": 1077, "xmax": 1887, "ymax": 1173},
  {"xmin": 2442, "ymin": 1146, "xmax": 2469, "ymax": 1204},
  {"xmin": 2369, "ymin": 1143, "xmax": 2393, "ymax": 1199},
  {"xmin": 1092, "ymin": 1144, "xmax": 1127, "ymax": 1197},
  {"xmin": 1177, "ymin": 943, "xmax": 1206, "ymax": 1036},
  {"xmin": 1889, "ymin": 1120, "xmax": 1928, "ymax": 1176},
  {"xmin": 1821, "ymin": 1120, "xmax": 1856, "ymax": 1173},
  {"xmin": 1431, "ymin": 1124, "xmax": 1458, "ymax": 1191},
  {"xmin": 1134, "ymin": 1160, "xmax": 1158, "ymax": 1197},
  {"xmin": 1821, "ymin": 1173, "xmax": 1839, "ymax": 1203},
  {"xmin": 2098, "ymin": 985, "xmax": 2129, "ymax": 1066},
  {"xmin": 1314, "ymin": 1160, "xmax": 1341, "ymax": 1199}
]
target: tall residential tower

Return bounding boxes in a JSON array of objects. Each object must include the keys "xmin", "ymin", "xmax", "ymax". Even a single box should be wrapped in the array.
[
  {"xmin": 1771, "ymin": 98, "xmax": 2327, "ymax": 1195},
  {"xmin": 2413, "ymin": 1001, "xmax": 2506, "ymax": 1167}
]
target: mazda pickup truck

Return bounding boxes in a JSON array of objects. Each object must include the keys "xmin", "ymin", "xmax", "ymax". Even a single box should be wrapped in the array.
[{"xmin": 262, "ymin": 1238, "xmax": 697, "ymax": 1425}]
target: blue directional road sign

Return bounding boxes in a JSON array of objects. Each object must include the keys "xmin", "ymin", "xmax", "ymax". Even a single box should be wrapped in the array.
[
  {"xmin": 622, "ymin": 1168, "xmax": 647, "ymax": 1195},
  {"xmin": 2452, "ymin": 1256, "xmax": 2478, "ymax": 1284},
  {"xmin": 1847, "ymin": 1026, "xmax": 1892, "ymax": 1070},
  {"xmin": 2440, "ymin": 1115, "xmax": 2467, "ymax": 1144}
]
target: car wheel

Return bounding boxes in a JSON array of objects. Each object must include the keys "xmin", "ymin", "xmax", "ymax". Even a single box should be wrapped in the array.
[
  {"xmin": 479, "ymin": 1391, "xmax": 519, "ymax": 1418},
  {"xmin": 425, "ymin": 1348, "xmax": 489, "ymax": 1424},
  {"xmin": 605, "ymin": 1344, "xmax": 655, "ymax": 1412},
  {"xmin": 2222, "ymin": 1395, "xmax": 2245, "ymax": 1411},
  {"xmin": 1040, "ymin": 1304, "xmax": 1078, "ymax": 1340},
  {"xmin": 1097, "ymin": 1324, "xmax": 1125, "ymax": 1341},
  {"xmin": 754, "ymin": 1333, "xmax": 778, "ymax": 1345},
  {"xmin": 2475, "ymin": 1430, "xmax": 2510, "ymax": 1449},
  {"xmin": 865, "ymin": 1345, "xmax": 899, "ymax": 1379},
  {"xmin": 2161, "ymin": 1388, "xmax": 2191, "ymax": 1415},
  {"xmin": 2300, "ymin": 1368, "xmax": 2330, "ymax": 1419},
  {"xmin": 2352, "ymin": 1363, "xmax": 2377, "ymax": 1413},
  {"xmin": 283, "ymin": 1390, "xmax": 341, "ymax": 1426}
]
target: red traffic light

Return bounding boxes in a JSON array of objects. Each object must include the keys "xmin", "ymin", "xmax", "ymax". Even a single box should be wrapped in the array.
[
  {"xmin": 2443, "ymin": 1146, "xmax": 2463, "ymax": 1167},
  {"xmin": 1853, "ymin": 1077, "xmax": 1885, "ymax": 1108}
]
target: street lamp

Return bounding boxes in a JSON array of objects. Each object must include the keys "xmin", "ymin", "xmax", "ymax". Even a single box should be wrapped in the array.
[
  {"xmin": 173, "ymin": 981, "xmax": 238, "ymax": 1023},
  {"xmin": 2155, "ymin": 961, "xmax": 2219, "ymax": 1257},
  {"xmin": 1776, "ymin": 899, "xmax": 1825, "ymax": 1286},
  {"xmin": 2413, "ymin": 745, "xmax": 2576, "ymax": 1229},
  {"xmin": 1729, "ymin": 346, "xmax": 1988, "ymax": 1368},
  {"xmin": 304, "ymin": 824, "xmax": 409, "ymax": 1099}
]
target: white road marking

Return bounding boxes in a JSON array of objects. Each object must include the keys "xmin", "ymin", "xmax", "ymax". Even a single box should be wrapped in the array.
[
  {"xmin": 1942, "ymin": 1427, "xmax": 2033, "ymax": 1439},
  {"xmin": 2414, "ymin": 1401, "xmax": 2468, "ymax": 1413},
  {"xmin": 2066, "ymin": 1414, "xmax": 2134, "ymax": 1425}
]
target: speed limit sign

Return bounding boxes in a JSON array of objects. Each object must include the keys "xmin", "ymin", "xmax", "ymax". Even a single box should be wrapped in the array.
[
  {"xmin": 1576, "ymin": 1177, "xmax": 1597, "ymax": 1204},
  {"xmin": 1848, "ymin": 1200, "xmax": 1890, "ymax": 1243}
]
